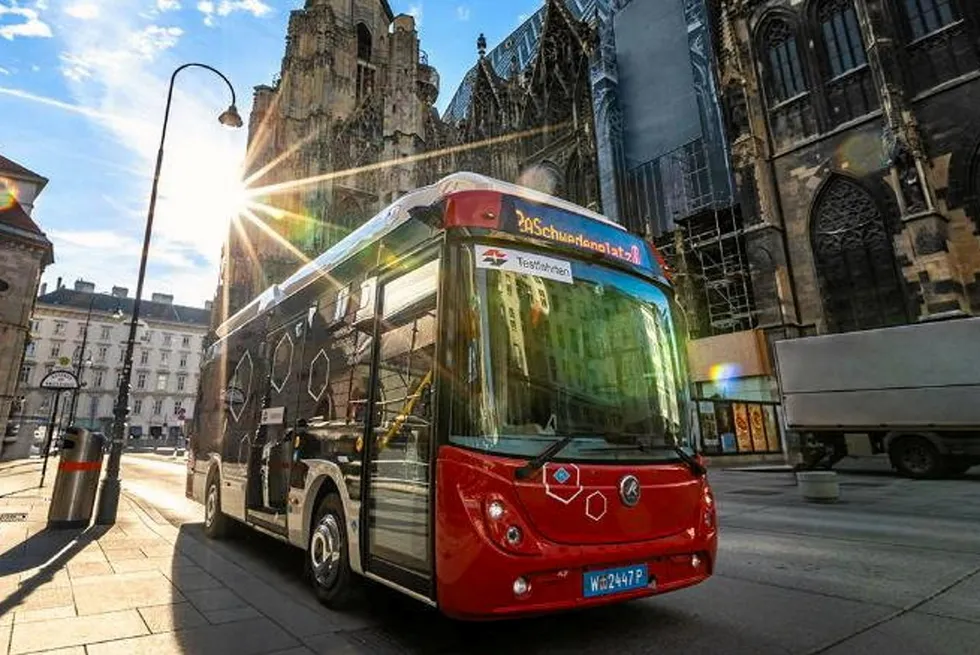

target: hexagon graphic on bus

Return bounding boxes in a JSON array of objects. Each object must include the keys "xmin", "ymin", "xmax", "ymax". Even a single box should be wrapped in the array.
[
  {"xmin": 543, "ymin": 462, "xmax": 582, "ymax": 504},
  {"xmin": 585, "ymin": 491, "xmax": 608, "ymax": 522},
  {"xmin": 226, "ymin": 351, "xmax": 253, "ymax": 422},
  {"xmin": 271, "ymin": 333, "xmax": 294, "ymax": 394},
  {"xmin": 308, "ymin": 349, "xmax": 330, "ymax": 403}
]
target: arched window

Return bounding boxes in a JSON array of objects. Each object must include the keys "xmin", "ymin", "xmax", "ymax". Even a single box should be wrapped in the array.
[
  {"xmin": 356, "ymin": 23, "xmax": 372, "ymax": 62},
  {"xmin": 761, "ymin": 19, "xmax": 807, "ymax": 104},
  {"xmin": 901, "ymin": 0, "xmax": 958, "ymax": 40},
  {"xmin": 817, "ymin": 0, "xmax": 867, "ymax": 77},
  {"xmin": 811, "ymin": 177, "xmax": 909, "ymax": 332}
]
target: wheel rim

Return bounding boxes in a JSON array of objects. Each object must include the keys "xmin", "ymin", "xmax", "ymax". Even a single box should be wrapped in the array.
[
  {"xmin": 310, "ymin": 513, "xmax": 342, "ymax": 589},
  {"xmin": 901, "ymin": 443, "xmax": 933, "ymax": 475},
  {"xmin": 205, "ymin": 484, "xmax": 218, "ymax": 528}
]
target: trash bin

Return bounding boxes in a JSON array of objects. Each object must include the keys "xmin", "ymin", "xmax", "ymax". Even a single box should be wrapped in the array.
[{"xmin": 48, "ymin": 427, "xmax": 105, "ymax": 528}]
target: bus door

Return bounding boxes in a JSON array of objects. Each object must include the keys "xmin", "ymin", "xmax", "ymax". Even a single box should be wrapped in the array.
[
  {"xmin": 248, "ymin": 313, "xmax": 305, "ymax": 532},
  {"xmin": 362, "ymin": 256, "xmax": 441, "ymax": 598}
]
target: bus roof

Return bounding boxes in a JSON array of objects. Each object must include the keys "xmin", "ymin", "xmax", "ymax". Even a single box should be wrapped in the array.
[{"xmin": 216, "ymin": 172, "xmax": 624, "ymax": 339}]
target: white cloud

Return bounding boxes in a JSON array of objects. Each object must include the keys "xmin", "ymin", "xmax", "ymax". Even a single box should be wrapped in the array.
[
  {"xmin": 157, "ymin": 0, "xmax": 181, "ymax": 10},
  {"xmin": 31, "ymin": 64, "xmax": 40, "ymax": 71},
  {"xmin": 197, "ymin": 0, "xmax": 269, "ymax": 26},
  {"xmin": 456, "ymin": 5, "xmax": 470, "ymax": 21},
  {"xmin": 0, "ymin": 66, "xmax": 10, "ymax": 75},
  {"xmin": 0, "ymin": 2, "xmax": 52, "ymax": 40},
  {"xmin": 407, "ymin": 3, "xmax": 422, "ymax": 27},
  {"xmin": 65, "ymin": 2, "xmax": 99, "ymax": 19},
  {"xmin": 129, "ymin": 25, "xmax": 183, "ymax": 58},
  {"xmin": 25, "ymin": 0, "xmax": 250, "ymax": 305}
]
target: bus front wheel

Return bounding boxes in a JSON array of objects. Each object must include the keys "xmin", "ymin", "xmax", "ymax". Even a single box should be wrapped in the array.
[
  {"xmin": 308, "ymin": 493, "xmax": 358, "ymax": 609},
  {"xmin": 204, "ymin": 475, "xmax": 228, "ymax": 539}
]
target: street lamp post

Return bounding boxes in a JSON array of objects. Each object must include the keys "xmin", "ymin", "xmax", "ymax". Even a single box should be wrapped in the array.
[
  {"xmin": 67, "ymin": 295, "xmax": 96, "ymax": 426},
  {"xmin": 95, "ymin": 63, "xmax": 242, "ymax": 525}
]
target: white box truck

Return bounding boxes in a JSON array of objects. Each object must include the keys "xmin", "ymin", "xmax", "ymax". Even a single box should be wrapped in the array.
[{"xmin": 774, "ymin": 317, "xmax": 980, "ymax": 478}]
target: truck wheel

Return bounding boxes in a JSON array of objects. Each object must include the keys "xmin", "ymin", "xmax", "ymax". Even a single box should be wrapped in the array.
[
  {"xmin": 204, "ymin": 474, "xmax": 228, "ymax": 539},
  {"xmin": 307, "ymin": 493, "xmax": 358, "ymax": 609},
  {"xmin": 889, "ymin": 437, "xmax": 945, "ymax": 479}
]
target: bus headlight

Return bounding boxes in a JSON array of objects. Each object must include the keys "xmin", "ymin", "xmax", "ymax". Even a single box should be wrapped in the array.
[
  {"xmin": 513, "ymin": 576, "xmax": 530, "ymax": 597},
  {"xmin": 487, "ymin": 500, "xmax": 505, "ymax": 521}
]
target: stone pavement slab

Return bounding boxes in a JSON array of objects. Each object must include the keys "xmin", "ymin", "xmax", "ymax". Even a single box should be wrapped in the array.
[
  {"xmin": 85, "ymin": 617, "xmax": 301, "ymax": 655},
  {"xmin": 822, "ymin": 610, "xmax": 980, "ymax": 655},
  {"xmin": 8, "ymin": 608, "xmax": 148, "ymax": 654},
  {"xmin": 137, "ymin": 602, "xmax": 210, "ymax": 633}
]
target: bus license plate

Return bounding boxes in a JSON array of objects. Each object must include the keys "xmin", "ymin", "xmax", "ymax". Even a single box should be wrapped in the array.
[{"xmin": 583, "ymin": 564, "xmax": 649, "ymax": 598}]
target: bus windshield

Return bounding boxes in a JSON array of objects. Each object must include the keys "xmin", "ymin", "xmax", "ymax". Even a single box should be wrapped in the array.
[{"xmin": 453, "ymin": 243, "xmax": 690, "ymax": 463}]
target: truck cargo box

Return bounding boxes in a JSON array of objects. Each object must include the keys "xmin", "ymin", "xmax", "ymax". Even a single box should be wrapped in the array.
[{"xmin": 774, "ymin": 317, "xmax": 980, "ymax": 431}]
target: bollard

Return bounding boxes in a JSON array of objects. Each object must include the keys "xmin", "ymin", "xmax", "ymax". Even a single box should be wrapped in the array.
[{"xmin": 795, "ymin": 470, "xmax": 840, "ymax": 503}]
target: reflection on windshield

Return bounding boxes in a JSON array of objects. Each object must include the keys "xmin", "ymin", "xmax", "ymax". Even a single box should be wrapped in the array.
[{"xmin": 454, "ymin": 245, "xmax": 687, "ymax": 462}]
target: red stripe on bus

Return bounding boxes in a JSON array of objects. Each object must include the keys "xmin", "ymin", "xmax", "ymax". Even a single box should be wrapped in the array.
[{"xmin": 58, "ymin": 461, "xmax": 102, "ymax": 472}]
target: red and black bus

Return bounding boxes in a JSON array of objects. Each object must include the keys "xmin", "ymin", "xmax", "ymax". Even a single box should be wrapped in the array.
[{"xmin": 187, "ymin": 172, "xmax": 717, "ymax": 619}]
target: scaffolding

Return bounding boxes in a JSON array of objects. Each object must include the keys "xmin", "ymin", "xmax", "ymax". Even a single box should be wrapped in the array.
[{"xmin": 650, "ymin": 139, "xmax": 754, "ymax": 339}]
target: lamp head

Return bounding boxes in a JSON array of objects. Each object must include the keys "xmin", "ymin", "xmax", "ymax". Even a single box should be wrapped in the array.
[{"xmin": 218, "ymin": 104, "xmax": 244, "ymax": 128}]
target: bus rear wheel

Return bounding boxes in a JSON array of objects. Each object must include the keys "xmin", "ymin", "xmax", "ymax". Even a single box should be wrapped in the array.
[
  {"xmin": 204, "ymin": 475, "xmax": 228, "ymax": 539},
  {"xmin": 307, "ymin": 493, "xmax": 358, "ymax": 609}
]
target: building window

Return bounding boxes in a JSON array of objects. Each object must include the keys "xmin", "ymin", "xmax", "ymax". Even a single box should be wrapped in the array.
[
  {"xmin": 157, "ymin": 373, "xmax": 168, "ymax": 391},
  {"xmin": 78, "ymin": 324, "xmax": 87, "ymax": 337},
  {"xmin": 161, "ymin": 351, "xmax": 170, "ymax": 366},
  {"xmin": 177, "ymin": 374, "xmax": 186, "ymax": 391},
  {"xmin": 31, "ymin": 320, "xmax": 40, "ymax": 333},
  {"xmin": 153, "ymin": 399, "xmax": 163, "ymax": 415},
  {"xmin": 181, "ymin": 335, "xmax": 190, "ymax": 348},
  {"xmin": 137, "ymin": 372, "xmax": 147, "ymax": 389},
  {"xmin": 89, "ymin": 396, "xmax": 99, "ymax": 417},
  {"xmin": 133, "ymin": 398, "xmax": 143, "ymax": 415},
  {"xmin": 762, "ymin": 19, "xmax": 807, "ymax": 104},
  {"xmin": 44, "ymin": 364, "xmax": 54, "ymax": 375},
  {"xmin": 54, "ymin": 321, "xmax": 66, "ymax": 335},
  {"xmin": 811, "ymin": 176, "xmax": 909, "ymax": 332},
  {"xmin": 50, "ymin": 343, "xmax": 61, "ymax": 357},
  {"xmin": 163, "ymin": 334, "xmax": 172, "ymax": 346},
  {"xmin": 119, "ymin": 348, "xmax": 125, "ymax": 363},
  {"xmin": 94, "ymin": 370, "xmax": 104, "ymax": 387},
  {"xmin": 140, "ymin": 350, "xmax": 149, "ymax": 365},
  {"xmin": 356, "ymin": 23, "xmax": 372, "ymax": 61},
  {"xmin": 174, "ymin": 399, "xmax": 183, "ymax": 414},
  {"xmin": 25, "ymin": 342, "xmax": 36, "ymax": 357},
  {"xmin": 101, "ymin": 326, "xmax": 111, "ymax": 340},
  {"xmin": 179, "ymin": 354, "xmax": 188, "ymax": 368},
  {"xmin": 902, "ymin": 0, "xmax": 958, "ymax": 40},
  {"xmin": 97, "ymin": 346, "xmax": 107, "ymax": 361},
  {"xmin": 818, "ymin": 0, "xmax": 867, "ymax": 77},
  {"xmin": 142, "ymin": 331, "xmax": 153, "ymax": 344},
  {"xmin": 19, "ymin": 364, "xmax": 32, "ymax": 384}
]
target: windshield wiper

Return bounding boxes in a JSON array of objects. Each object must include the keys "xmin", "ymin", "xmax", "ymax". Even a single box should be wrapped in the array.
[
  {"xmin": 514, "ymin": 435, "xmax": 577, "ymax": 481},
  {"xmin": 579, "ymin": 442, "xmax": 706, "ymax": 477}
]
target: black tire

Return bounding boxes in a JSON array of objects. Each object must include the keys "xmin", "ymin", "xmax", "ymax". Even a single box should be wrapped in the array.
[
  {"xmin": 889, "ymin": 436, "xmax": 946, "ymax": 479},
  {"xmin": 307, "ymin": 493, "xmax": 358, "ymax": 609},
  {"xmin": 203, "ymin": 474, "xmax": 229, "ymax": 539}
]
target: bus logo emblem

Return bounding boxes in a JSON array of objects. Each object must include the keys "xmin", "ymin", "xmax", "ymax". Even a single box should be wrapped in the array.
[
  {"xmin": 619, "ymin": 475, "xmax": 641, "ymax": 507},
  {"xmin": 481, "ymin": 248, "xmax": 508, "ymax": 267},
  {"xmin": 554, "ymin": 467, "xmax": 571, "ymax": 484}
]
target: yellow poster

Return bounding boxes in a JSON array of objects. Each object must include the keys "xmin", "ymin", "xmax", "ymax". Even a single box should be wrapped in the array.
[
  {"xmin": 749, "ymin": 404, "xmax": 768, "ymax": 452},
  {"xmin": 733, "ymin": 403, "xmax": 752, "ymax": 452}
]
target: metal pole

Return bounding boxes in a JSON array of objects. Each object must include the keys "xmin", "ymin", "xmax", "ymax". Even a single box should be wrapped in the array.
[
  {"xmin": 95, "ymin": 63, "xmax": 240, "ymax": 525},
  {"xmin": 67, "ymin": 297, "xmax": 95, "ymax": 425},
  {"xmin": 38, "ymin": 392, "xmax": 61, "ymax": 489}
]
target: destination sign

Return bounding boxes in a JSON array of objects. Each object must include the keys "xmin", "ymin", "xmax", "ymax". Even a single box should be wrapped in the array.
[{"xmin": 503, "ymin": 197, "xmax": 659, "ymax": 276}]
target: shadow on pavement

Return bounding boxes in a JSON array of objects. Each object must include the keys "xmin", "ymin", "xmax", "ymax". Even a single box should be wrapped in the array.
[
  {"xmin": 0, "ymin": 524, "xmax": 107, "ymax": 617},
  {"xmin": 169, "ymin": 518, "xmax": 697, "ymax": 655}
]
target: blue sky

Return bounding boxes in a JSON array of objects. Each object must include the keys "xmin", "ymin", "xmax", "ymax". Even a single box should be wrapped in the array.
[{"xmin": 0, "ymin": 0, "xmax": 544, "ymax": 307}]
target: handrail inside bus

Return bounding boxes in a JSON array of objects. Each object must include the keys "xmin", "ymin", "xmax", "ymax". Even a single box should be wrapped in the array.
[{"xmin": 215, "ymin": 172, "xmax": 625, "ymax": 340}]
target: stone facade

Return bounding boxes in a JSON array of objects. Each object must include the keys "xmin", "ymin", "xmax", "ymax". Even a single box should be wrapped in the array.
[
  {"xmin": 716, "ymin": 0, "xmax": 980, "ymax": 335},
  {"xmin": 214, "ymin": 0, "xmax": 602, "ymax": 325},
  {"xmin": 0, "ymin": 155, "xmax": 53, "ymax": 460}
]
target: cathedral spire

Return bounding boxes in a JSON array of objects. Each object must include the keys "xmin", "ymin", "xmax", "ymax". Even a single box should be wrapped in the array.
[{"xmin": 477, "ymin": 33, "xmax": 487, "ymax": 58}]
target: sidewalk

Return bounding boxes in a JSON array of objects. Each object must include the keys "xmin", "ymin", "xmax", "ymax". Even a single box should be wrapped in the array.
[{"xmin": 0, "ymin": 459, "xmax": 371, "ymax": 655}]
